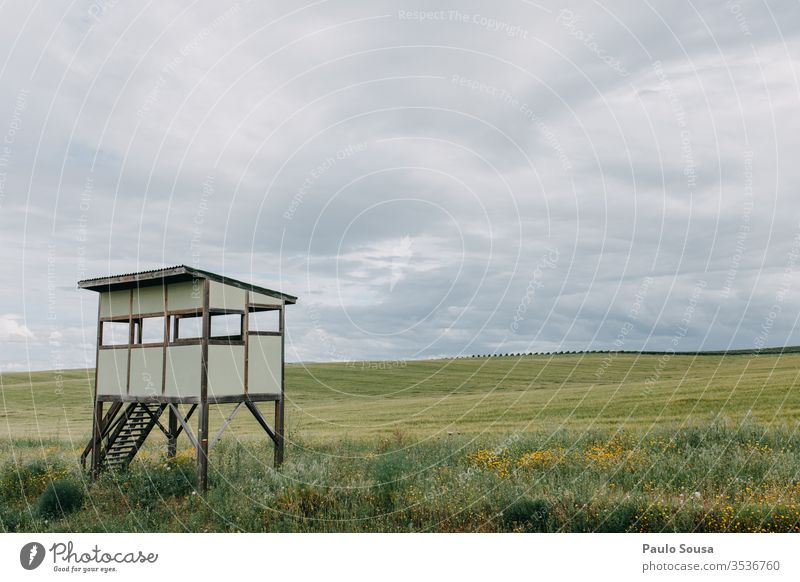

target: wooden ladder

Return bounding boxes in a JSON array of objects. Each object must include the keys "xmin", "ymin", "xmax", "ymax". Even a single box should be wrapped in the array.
[{"xmin": 81, "ymin": 403, "xmax": 167, "ymax": 471}]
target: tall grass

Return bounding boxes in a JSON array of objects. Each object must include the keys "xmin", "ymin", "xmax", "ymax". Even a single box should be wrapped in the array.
[{"xmin": 1, "ymin": 423, "xmax": 799, "ymax": 533}]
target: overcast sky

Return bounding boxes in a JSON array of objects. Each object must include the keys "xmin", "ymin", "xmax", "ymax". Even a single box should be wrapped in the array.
[{"xmin": 1, "ymin": 0, "xmax": 799, "ymax": 371}]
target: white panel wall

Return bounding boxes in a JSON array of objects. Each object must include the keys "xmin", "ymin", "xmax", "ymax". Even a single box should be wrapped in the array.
[
  {"xmin": 164, "ymin": 344, "xmax": 201, "ymax": 398},
  {"xmin": 250, "ymin": 291, "xmax": 283, "ymax": 307},
  {"xmin": 167, "ymin": 280, "xmax": 203, "ymax": 311},
  {"xmin": 97, "ymin": 349, "xmax": 127, "ymax": 396},
  {"xmin": 132, "ymin": 286, "xmax": 165, "ymax": 315},
  {"xmin": 129, "ymin": 347, "xmax": 163, "ymax": 397},
  {"xmin": 247, "ymin": 335, "xmax": 282, "ymax": 395},
  {"xmin": 209, "ymin": 281, "xmax": 246, "ymax": 310},
  {"xmin": 99, "ymin": 290, "xmax": 130, "ymax": 318},
  {"xmin": 208, "ymin": 344, "xmax": 245, "ymax": 397}
]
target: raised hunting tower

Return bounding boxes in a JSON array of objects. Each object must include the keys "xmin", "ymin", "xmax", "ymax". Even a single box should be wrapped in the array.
[{"xmin": 78, "ymin": 266, "xmax": 297, "ymax": 491}]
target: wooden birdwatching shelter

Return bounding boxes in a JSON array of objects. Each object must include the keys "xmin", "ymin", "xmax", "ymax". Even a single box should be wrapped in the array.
[{"xmin": 78, "ymin": 265, "xmax": 297, "ymax": 491}]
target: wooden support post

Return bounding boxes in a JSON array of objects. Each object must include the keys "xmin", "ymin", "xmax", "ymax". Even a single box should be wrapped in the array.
[
  {"xmin": 90, "ymin": 400, "xmax": 103, "ymax": 481},
  {"xmin": 197, "ymin": 402, "xmax": 209, "ymax": 491},
  {"xmin": 275, "ymin": 304, "xmax": 285, "ymax": 467},
  {"xmin": 274, "ymin": 398, "xmax": 284, "ymax": 467},
  {"xmin": 126, "ymin": 289, "xmax": 133, "ymax": 396},
  {"xmin": 90, "ymin": 296, "xmax": 103, "ymax": 480},
  {"xmin": 170, "ymin": 403, "xmax": 199, "ymax": 448},
  {"xmin": 167, "ymin": 405, "xmax": 178, "ymax": 458},
  {"xmin": 197, "ymin": 278, "xmax": 211, "ymax": 492},
  {"xmin": 243, "ymin": 291, "xmax": 249, "ymax": 395}
]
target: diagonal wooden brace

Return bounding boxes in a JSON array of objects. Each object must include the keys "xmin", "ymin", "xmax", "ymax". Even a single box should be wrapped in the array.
[
  {"xmin": 169, "ymin": 403, "xmax": 199, "ymax": 449},
  {"xmin": 141, "ymin": 404, "xmax": 170, "ymax": 438},
  {"xmin": 209, "ymin": 402, "xmax": 243, "ymax": 450},
  {"xmin": 245, "ymin": 400, "xmax": 276, "ymax": 443}
]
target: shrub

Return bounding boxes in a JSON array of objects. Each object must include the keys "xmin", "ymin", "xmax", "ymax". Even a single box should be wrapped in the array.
[
  {"xmin": 594, "ymin": 501, "xmax": 639, "ymax": 532},
  {"xmin": 0, "ymin": 506, "xmax": 30, "ymax": 532},
  {"xmin": 36, "ymin": 479, "xmax": 84, "ymax": 519},
  {"xmin": 501, "ymin": 498, "xmax": 552, "ymax": 532}
]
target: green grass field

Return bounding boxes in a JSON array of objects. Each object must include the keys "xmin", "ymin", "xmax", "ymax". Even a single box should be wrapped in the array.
[
  {"xmin": 1, "ymin": 352, "xmax": 799, "ymax": 532},
  {"xmin": 3, "ymin": 352, "xmax": 799, "ymax": 442}
]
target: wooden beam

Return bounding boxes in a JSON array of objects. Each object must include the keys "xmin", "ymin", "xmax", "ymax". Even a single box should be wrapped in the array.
[
  {"xmin": 245, "ymin": 400, "xmax": 276, "ymax": 442},
  {"xmin": 209, "ymin": 402, "xmax": 242, "ymax": 450},
  {"xmin": 96, "ymin": 394, "xmax": 280, "ymax": 404},
  {"xmin": 90, "ymin": 401, "xmax": 103, "ymax": 480},
  {"xmin": 169, "ymin": 403, "xmax": 199, "ymax": 449},
  {"xmin": 197, "ymin": 278, "xmax": 210, "ymax": 492},
  {"xmin": 142, "ymin": 404, "xmax": 170, "ymax": 437},
  {"xmin": 274, "ymin": 399, "xmax": 284, "ymax": 467},
  {"xmin": 172, "ymin": 404, "xmax": 197, "ymax": 439},
  {"xmin": 162, "ymin": 284, "xmax": 169, "ymax": 396},
  {"xmin": 167, "ymin": 405, "xmax": 177, "ymax": 458},
  {"xmin": 81, "ymin": 401, "xmax": 124, "ymax": 468},
  {"xmin": 126, "ymin": 289, "xmax": 133, "ymax": 396},
  {"xmin": 247, "ymin": 303, "xmax": 283, "ymax": 312},
  {"xmin": 275, "ymin": 304, "xmax": 285, "ymax": 466},
  {"xmin": 89, "ymin": 296, "xmax": 103, "ymax": 479},
  {"xmin": 243, "ymin": 291, "xmax": 249, "ymax": 396}
]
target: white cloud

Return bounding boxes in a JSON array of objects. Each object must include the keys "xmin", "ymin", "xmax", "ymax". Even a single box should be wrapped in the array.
[{"xmin": 0, "ymin": 314, "xmax": 35, "ymax": 342}]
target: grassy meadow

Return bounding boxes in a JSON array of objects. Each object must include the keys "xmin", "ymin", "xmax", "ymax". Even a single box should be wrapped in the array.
[{"xmin": 1, "ymin": 352, "xmax": 799, "ymax": 532}]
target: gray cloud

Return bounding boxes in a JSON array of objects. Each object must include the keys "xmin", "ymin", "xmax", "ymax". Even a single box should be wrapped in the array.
[{"xmin": 1, "ymin": 0, "xmax": 799, "ymax": 370}]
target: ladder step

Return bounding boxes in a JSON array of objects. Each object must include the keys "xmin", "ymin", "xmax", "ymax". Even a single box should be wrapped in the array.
[
  {"xmin": 94, "ymin": 404, "xmax": 164, "ymax": 470},
  {"xmin": 111, "ymin": 436, "xmax": 140, "ymax": 442}
]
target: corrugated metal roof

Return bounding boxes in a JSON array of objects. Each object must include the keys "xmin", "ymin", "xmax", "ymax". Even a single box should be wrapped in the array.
[
  {"xmin": 77, "ymin": 264, "xmax": 297, "ymax": 304},
  {"xmin": 77, "ymin": 265, "xmax": 186, "ymax": 284}
]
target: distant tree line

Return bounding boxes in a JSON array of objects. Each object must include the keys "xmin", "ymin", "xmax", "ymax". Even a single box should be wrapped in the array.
[{"xmin": 449, "ymin": 345, "xmax": 800, "ymax": 359}]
